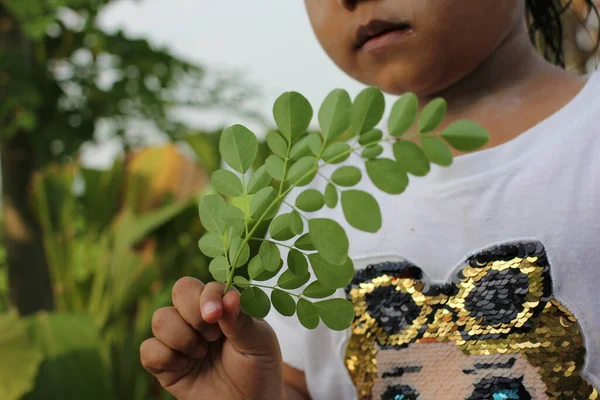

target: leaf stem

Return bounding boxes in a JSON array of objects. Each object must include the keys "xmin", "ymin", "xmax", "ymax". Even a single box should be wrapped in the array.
[{"xmin": 247, "ymin": 282, "xmax": 304, "ymax": 299}]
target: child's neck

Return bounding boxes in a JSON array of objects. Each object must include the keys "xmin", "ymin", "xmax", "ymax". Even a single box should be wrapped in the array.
[{"xmin": 422, "ymin": 22, "xmax": 587, "ymax": 156}]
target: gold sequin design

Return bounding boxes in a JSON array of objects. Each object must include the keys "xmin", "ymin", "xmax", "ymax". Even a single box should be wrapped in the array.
[{"xmin": 344, "ymin": 242, "xmax": 597, "ymax": 399}]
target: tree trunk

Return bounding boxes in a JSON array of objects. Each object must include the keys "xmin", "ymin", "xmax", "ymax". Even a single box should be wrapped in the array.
[{"xmin": 0, "ymin": 5, "xmax": 55, "ymax": 315}]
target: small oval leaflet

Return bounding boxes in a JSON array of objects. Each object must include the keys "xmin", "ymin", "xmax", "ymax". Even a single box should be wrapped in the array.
[
  {"xmin": 297, "ymin": 299, "xmax": 320, "ymax": 330},
  {"xmin": 219, "ymin": 124, "xmax": 258, "ymax": 173},
  {"xmin": 248, "ymin": 256, "xmax": 265, "ymax": 280},
  {"xmin": 322, "ymin": 142, "xmax": 351, "ymax": 164},
  {"xmin": 198, "ymin": 234, "xmax": 225, "ymax": 258},
  {"xmin": 278, "ymin": 269, "xmax": 310, "ymax": 290},
  {"xmin": 246, "ymin": 165, "xmax": 271, "ymax": 195},
  {"xmin": 290, "ymin": 210, "xmax": 304, "ymax": 235},
  {"xmin": 302, "ymin": 281, "xmax": 336, "ymax": 299},
  {"xmin": 290, "ymin": 136, "xmax": 311, "ymax": 161},
  {"xmin": 362, "ymin": 144, "xmax": 383, "ymax": 160},
  {"xmin": 296, "ymin": 189, "xmax": 325, "ymax": 212},
  {"xmin": 211, "ymin": 169, "xmax": 244, "ymax": 197},
  {"xmin": 209, "ymin": 256, "xmax": 229, "ymax": 282},
  {"xmin": 250, "ymin": 187, "xmax": 277, "ymax": 219},
  {"xmin": 308, "ymin": 253, "xmax": 354, "ymax": 289},
  {"xmin": 308, "ymin": 218, "xmax": 349, "ymax": 266},
  {"xmin": 265, "ymin": 155, "xmax": 285, "ymax": 181},
  {"xmin": 418, "ymin": 98, "xmax": 447, "ymax": 133},
  {"xmin": 271, "ymin": 289, "xmax": 296, "ymax": 317},
  {"xmin": 273, "ymin": 91, "xmax": 313, "ymax": 142},
  {"xmin": 294, "ymin": 234, "xmax": 316, "ymax": 251},
  {"xmin": 315, "ymin": 298, "xmax": 355, "ymax": 331},
  {"xmin": 287, "ymin": 156, "xmax": 316, "ymax": 186},
  {"xmin": 198, "ymin": 194, "xmax": 227, "ymax": 236},
  {"xmin": 240, "ymin": 287, "xmax": 271, "ymax": 319},
  {"xmin": 324, "ymin": 183, "xmax": 338, "ymax": 208},
  {"xmin": 359, "ymin": 129, "xmax": 383, "ymax": 146},
  {"xmin": 228, "ymin": 237, "xmax": 250, "ymax": 268},
  {"xmin": 270, "ymin": 214, "xmax": 295, "ymax": 241},
  {"xmin": 366, "ymin": 158, "xmax": 408, "ymax": 195},
  {"xmin": 421, "ymin": 135, "xmax": 453, "ymax": 166},
  {"xmin": 393, "ymin": 140, "xmax": 430, "ymax": 177},
  {"xmin": 331, "ymin": 166, "xmax": 362, "ymax": 187},
  {"xmin": 267, "ymin": 131, "xmax": 289, "ymax": 158},
  {"xmin": 287, "ymin": 249, "xmax": 309, "ymax": 277},
  {"xmin": 233, "ymin": 276, "xmax": 250, "ymax": 289},
  {"xmin": 389, "ymin": 93, "xmax": 418, "ymax": 136},
  {"xmin": 318, "ymin": 89, "xmax": 351, "ymax": 143},
  {"xmin": 307, "ymin": 133, "xmax": 322, "ymax": 155},
  {"xmin": 441, "ymin": 119, "xmax": 490, "ymax": 151},
  {"xmin": 260, "ymin": 240, "xmax": 281, "ymax": 272},
  {"xmin": 341, "ymin": 190, "xmax": 382, "ymax": 233},
  {"xmin": 351, "ymin": 86, "xmax": 385, "ymax": 135}
]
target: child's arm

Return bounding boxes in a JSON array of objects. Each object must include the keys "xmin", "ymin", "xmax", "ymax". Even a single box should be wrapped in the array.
[{"xmin": 283, "ymin": 364, "xmax": 310, "ymax": 400}]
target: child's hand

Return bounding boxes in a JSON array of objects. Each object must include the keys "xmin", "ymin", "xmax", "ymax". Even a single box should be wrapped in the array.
[{"xmin": 140, "ymin": 277, "xmax": 285, "ymax": 400}]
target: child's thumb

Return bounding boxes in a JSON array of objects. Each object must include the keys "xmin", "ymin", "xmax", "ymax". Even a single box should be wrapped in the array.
[{"xmin": 218, "ymin": 290, "xmax": 280, "ymax": 356}]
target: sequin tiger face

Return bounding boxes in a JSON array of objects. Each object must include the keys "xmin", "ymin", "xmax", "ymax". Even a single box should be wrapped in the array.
[{"xmin": 344, "ymin": 242, "xmax": 598, "ymax": 400}]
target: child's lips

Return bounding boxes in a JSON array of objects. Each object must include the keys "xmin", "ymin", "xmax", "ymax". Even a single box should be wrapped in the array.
[
  {"xmin": 354, "ymin": 19, "xmax": 411, "ymax": 52},
  {"xmin": 359, "ymin": 28, "xmax": 412, "ymax": 53}
]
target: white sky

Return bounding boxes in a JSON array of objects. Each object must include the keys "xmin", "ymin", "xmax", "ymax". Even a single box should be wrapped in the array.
[{"xmin": 82, "ymin": 0, "xmax": 396, "ymax": 166}]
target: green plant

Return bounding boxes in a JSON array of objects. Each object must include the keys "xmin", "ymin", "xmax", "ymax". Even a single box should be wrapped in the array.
[{"xmin": 197, "ymin": 87, "xmax": 490, "ymax": 331}]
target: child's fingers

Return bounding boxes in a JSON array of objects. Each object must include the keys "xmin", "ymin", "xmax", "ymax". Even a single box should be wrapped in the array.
[
  {"xmin": 172, "ymin": 277, "xmax": 222, "ymax": 342},
  {"xmin": 140, "ymin": 337, "xmax": 191, "ymax": 375},
  {"xmin": 199, "ymin": 281, "xmax": 227, "ymax": 324},
  {"xmin": 151, "ymin": 307, "xmax": 208, "ymax": 359}
]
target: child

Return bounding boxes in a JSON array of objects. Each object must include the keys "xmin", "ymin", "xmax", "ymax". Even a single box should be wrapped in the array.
[{"xmin": 140, "ymin": 1, "xmax": 600, "ymax": 399}]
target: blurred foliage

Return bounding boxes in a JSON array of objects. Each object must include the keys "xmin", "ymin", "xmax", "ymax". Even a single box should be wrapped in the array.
[{"xmin": 1, "ymin": 0, "xmax": 260, "ymax": 165}]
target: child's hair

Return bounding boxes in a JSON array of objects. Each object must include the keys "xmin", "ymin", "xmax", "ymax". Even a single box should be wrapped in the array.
[{"xmin": 526, "ymin": 0, "xmax": 600, "ymax": 68}]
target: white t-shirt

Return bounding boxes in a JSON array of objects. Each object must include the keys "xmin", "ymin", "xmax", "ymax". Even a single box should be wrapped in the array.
[{"xmin": 264, "ymin": 70, "xmax": 600, "ymax": 400}]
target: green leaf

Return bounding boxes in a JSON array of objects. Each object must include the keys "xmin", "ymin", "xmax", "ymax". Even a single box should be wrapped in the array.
[
  {"xmin": 267, "ymin": 131, "xmax": 289, "ymax": 158},
  {"xmin": 418, "ymin": 98, "xmax": 447, "ymax": 133},
  {"xmin": 421, "ymin": 135, "xmax": 453, "ymax": 166},
  {"xmin": 250, "ymin": 187, "xmax": 277, "ymax": 219},
  {"xmin": 240, "ymin": 287, "xmax": 271, "ymax": 318},
  {"xmin": 315, "ymin": 299, "xmax": 355, "ymax": 330},
  {"xmin": 209, "ymin": 257, "xmax": 230, "ymax": 282},
  {"xmin": 324, "ymin": 183, "xmax": 338, "ymax": 208},
  {"xmin": 290, "ymin": 210, "xmax": 304, "ymax": 235},
  {"xmin": 309, "ymin": 219, "xmax": 349, "ymax": 265},
  {"xmin": 294, "ymin": 234, "xmax": 316, "ymax": 251},
  {"xmin": 322, "ymin": 142, "xmax": 351, "ymax": 164},
  {"xmin": 271, "ymin": 289, "xmax": 296, "ymax": 317},
  {"xmin": 351, "ymin": 87, "xmax": 385, "ymax": 135},
  {"xmin": 260, "ymin": 241, "xmax": 281, "ymax": 272},
  {"xmin": 287, "ymin": 249, "xmax": 309, "ymax": 276},
  {"xmin": 362, "ymin": 145, "xmax": 383, "ymax": 160},
  {"xmin": 233, "ymin": 276, "xmax": 250, "ymax": 289},
  {"xmin": 198, "ymin": 234, "xmax": 225, "ymax": 258},
  {"xmin": 273, "ymin": 92, "xmax": 313, "ymax": 141},
  {"xmin": 248, "ymin": 256, "xmax": 265, "ymax": 280},
  {"xmin": 366, "ymin": 159, "xmax": 409, "ymax": 194},
  {"xmin": 247, "ymin": 165, "xmax": 272, "ymax": 195},
  {"xmin": 358, "ymin": 129, "xmax": 383, "ymax": 146},
  {"xmin": 318, "ymin": 89, "xmax": 352, "ymax": 142},
  {"xmin": 296, "ymin": 189, "xmax": 325, "ymax": 212},
  {"xmin": 341, "ymin": 190, "xmax": 382, "ymax": 233},
  {"xmin": 303, "ymin": 281, "xmax": 337, "ymax": 299},
  {"xmin": 198, "ymin": 194, "xmax": 227, "ymax": 235},
  {"xmin": 287, "ymin": 156, "xmax": 317, "ymax": 186},
  {"xmin": 0, "ymin": 312, "xmax": 43, "ymax": 400},
  {"xmin": 290, "ymin": 136, "xmax": 311, "ymax": 161},
  {"xmin": 389, "ymin": 93, "xmax": 418, "ymax": 136},
  {"xmin": 307, "ymin": 133, "xmax": 323, "ymax": 155},
  {"xmin": 225, "ymin": 205, "xmax": 246, "ymax": 238},
  {"xmin": 220, "ymin": 124, "xmax": 258, "ymax": 173},
  {"xmin": 297, "ymin": 299, "xmax": 320, "ymax": 329},
  {"xmin": 331, "ymin": 166, "xmax": 362, "ymax": 187},
  {"xmin": 270, "ymin": 214, "xmax": 295, "ymax": 241},
  {"xmin": 308, "ymin": 254, "xmax": 354, "ymax": 289},
  {"xmin": 22, "ymin": 314, "xmax": 111, "ymax": 400},
  {"xmin": 441, "ymin": 120, "xmax": 490, "ymax": 151},
  {"xmin": 265, "ymin": 155, "xmax": 286, "ymax": 180},
  {"xmin": 278, "ymin": 270, "xmax": 310, "ymax": 290},
  {"xmin": 212, "ymin": 169, "xmax": 244, "ymax": 197},
  {"xmin": 229, "ymin": 237, "xmax": 250, "ymax": 268},
  {"xmin": 393, "ymin": 140, "xmax": 430, "ymax": 176},
  {"xmin": 254, "ymin": 259, "xmax": 283, "ymax": 281}
]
